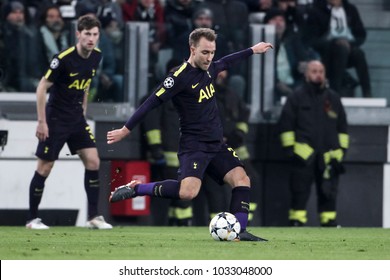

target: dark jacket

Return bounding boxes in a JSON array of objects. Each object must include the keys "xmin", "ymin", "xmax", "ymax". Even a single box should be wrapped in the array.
[
  {"xmin": 2, "ymin": 22, "xmax": 46, "ymax": 92},
  {"xmin": 278, "ymin": 82, "xmax": 349, "ymax": 165},
  {"xmin": 305, "ymin": 0, "xmax": 366, "ymax": 48},
  {"xmin": 164, "ymin": 0, "xmax": 200, "ymax": 45}
]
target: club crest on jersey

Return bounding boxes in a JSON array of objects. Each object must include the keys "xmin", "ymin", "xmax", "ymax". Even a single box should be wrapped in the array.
[
  {"xmin": 50, "ymin": 58, "xmax": 59, "ymax": 69},
  {"xmin": 164, "ymin": 77, "xmax": 174, "ymax": 88}
]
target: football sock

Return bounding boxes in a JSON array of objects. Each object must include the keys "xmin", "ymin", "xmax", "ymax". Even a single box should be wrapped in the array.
[
  {"xmin": 135, "ymin": 179, "xmax": 180, "ymax": 199},
  {"xmin": 28, "ymin": 171, "xmax": 47, "ymax": 221},
  {"xmin": 230, "ymin": 186, "xmax": 250, "ymax": 232},
  {"xmin": 85, "ymin": 169, "xmax": 99, "ymax": 219}
]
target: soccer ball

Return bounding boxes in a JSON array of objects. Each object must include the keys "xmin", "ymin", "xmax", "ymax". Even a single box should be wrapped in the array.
[{"xmin": 209, "ymin": 212, "xmax": 241, "ymax": 241}]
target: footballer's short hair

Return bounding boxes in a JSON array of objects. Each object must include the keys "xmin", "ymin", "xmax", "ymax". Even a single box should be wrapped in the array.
[
  {"xmin": 77, "ymin": 14, "xmax": 101, "ymax": 32},
  {"xmin": 189, "ymin": 28, "xmax": 217, "ymax": 47}
]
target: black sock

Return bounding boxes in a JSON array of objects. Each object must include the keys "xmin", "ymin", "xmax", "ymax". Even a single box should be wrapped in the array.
[
  {"xmin": 85, "ymin": 169, "xmax": 99, "ymax": 220},
  {"xmin": 135, "ymin": 179, "xmax": 180, "ymax": 199},
  {"xmin": 230, "ymin": 186, "xmax": 250, "ymax": 232},
  {"xmin": 28, "ymin": 171, "xmax": 47, "ymax": 221}
]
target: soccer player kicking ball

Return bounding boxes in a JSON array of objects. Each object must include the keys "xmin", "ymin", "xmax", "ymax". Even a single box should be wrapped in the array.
[{"xmin": 107, "ymin": 28, "xmax": 273, "ymax": 241}]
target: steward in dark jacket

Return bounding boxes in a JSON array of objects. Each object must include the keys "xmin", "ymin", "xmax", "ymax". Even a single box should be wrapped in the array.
[{"xmin": 278, "ymin": 60, "xmax": 349, "ymax": 226}]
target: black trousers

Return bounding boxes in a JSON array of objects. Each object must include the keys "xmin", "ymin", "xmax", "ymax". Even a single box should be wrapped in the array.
[
  {"xmin": 290, "ymin": 158, "xmax": 339, "ymax": 214},
  {"xmin": 316, "ymin": 39, "xmax": 371, "ymax": 97}
]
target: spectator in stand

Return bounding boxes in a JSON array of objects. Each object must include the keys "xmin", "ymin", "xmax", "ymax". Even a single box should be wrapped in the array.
[
  {"xmin": 121, "ymin": 0, "xmax": 167, "ymax": 86},
  {"xmin": 164, "ymin": 0, "xmax": 201, "ymax": 47},
  {"xmin": 264, "ymin": 8, "xmax": 318, "ymax": 100},
  {"xmin": 242, "ymin": 0, "xmax": 275, "ymax": 23},
  {"xmin": 305, "ymin": 0, "xmax": 371, "ymax": 97},
  {"xmin": 3, "ymin": 0, "xmax": 46, "ymax": 24},
  {"xmin": 95, "ymin": 13, "xmax": 124, "ymax": 102},
  {"xmin": 243, "ymin": 0, "xmax": 275, "ymax": 13},
  {"xmin": 195, "ymin": 1, "xmax": 249, "ymax": 95},
  {"xmin": 199, "ymin": 0, "xmax": 249, "ymax": 52},
  {"xmin": 76, "ymin": 0, "xmax": 124, "ymax": 27},
  {"xmin": 1, "ymin": 1, "xmax": 46, "ymax": 92},
  {"xmin": 39, "ymin": 5, "xmax": 70, "ymax": 65},
  {"xmin": 51, "ymin": 0, "xmax": 78, "ymax": 22},
  {"xmin": 276, "ymin": 0, "xmax": 308, "ymax": 34},
  {"xmin": 121, "ymin": 0, "xmax": 166, "ymax": 60},
  {"xmin": 172, "ymin": 7, "xmax": 230, "ymax": 62}
]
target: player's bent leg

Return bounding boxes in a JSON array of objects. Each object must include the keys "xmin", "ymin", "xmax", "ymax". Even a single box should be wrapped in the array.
[
  {"xmin": 110, "ymin": 179, "xmax": 184, "ymax": 203},
  {"xmin": 223, "ymin": 166, "xmax": 250, "ymax": 188},
  {"xmin": 225, "ymin": 169, "xmax": 268, "ymax": 242},
  {"xmin": 179, "ymin": 177, "xmax": 202, "ymax": 200},
  {"xmin": 231, "ymin": 187, "xmax": 268, "ymax": 241}
]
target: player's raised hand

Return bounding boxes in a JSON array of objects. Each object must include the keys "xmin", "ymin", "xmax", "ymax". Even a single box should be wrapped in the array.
[
  {"xmin": 107, "ymin": 126, "xmax": 131, "ymax": 144},
  {"xmin": 251, "ymin": 42, "xmax": 274, "ymax": 54}
]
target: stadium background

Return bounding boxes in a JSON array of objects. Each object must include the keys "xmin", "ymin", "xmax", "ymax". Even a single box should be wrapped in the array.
[{"xmin": 0, "ymin": 0, "xmax": 390, "ymax": 228}]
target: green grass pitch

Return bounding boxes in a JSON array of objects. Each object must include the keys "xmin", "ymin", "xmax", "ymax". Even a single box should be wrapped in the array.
[{"xmin": 1, "ymin": 226, "xmax": 389, "ymax": 260}]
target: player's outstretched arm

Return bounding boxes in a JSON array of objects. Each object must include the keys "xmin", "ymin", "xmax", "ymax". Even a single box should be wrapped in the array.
[
  {"xmin": 107, "ymin": 91, "xmax": 163, "ymax": 144},
  {"xmin": 251, "ymin": 42, "xmax": 274, "ymax": 54},
  {"xmin": 107, "ymin": 126, "xmax": 131, "ymax": 144}
]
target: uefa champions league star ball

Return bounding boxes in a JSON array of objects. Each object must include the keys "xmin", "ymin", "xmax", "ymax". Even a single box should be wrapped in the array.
[{"xmin": 209, "ymin": 212, "xmax": 241, "ymax": 241}]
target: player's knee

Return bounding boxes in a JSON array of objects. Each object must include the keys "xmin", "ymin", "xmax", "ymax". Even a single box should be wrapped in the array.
[
  {"xmin": 85, "ymin": 157, "xmax": 100, "ymax": 170},
  {"xmin": 236, "ymin": 174, "xmax": 251, "ymax": 187},
  {"xmin": 225, "ymin": 167, "xmax": 251, "ymax": 187},
  {"xmin": 179, "ymin": 185, "xmax": 200, "ymax": 200},
  {"xmin": 179, "ymin": 189, "xmax": 197, "ymax": 200},
  {"xmin": 37, "ymin": 161, "xmax": 54, "ymax": 177},
  {"xmin": 179, "ymin": 177, "xmax": 201, "ymax": 200},
  {"xmin": 243, "ymin": 174, "xmax": 251, "ymax": 186}
]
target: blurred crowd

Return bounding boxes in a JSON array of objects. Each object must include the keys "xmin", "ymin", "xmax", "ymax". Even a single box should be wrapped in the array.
[{"xmin": 0, "ymin": 0, "xmax": 372, "ymax": 101}]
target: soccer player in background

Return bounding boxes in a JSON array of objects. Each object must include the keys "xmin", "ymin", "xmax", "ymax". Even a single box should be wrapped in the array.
[
  {"xmin": 26, "ymin": 14, "xmax": 112, "ymax": 230},
  {"xmin": 107, "ymin": 28, "xmax": 273, "ymax": 241}
]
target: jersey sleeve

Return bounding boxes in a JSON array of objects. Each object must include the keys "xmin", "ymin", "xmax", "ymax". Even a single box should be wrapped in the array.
[
  {"xmin": 44, "ymin": 55, "xmax": 63, "ymax": 82},
  {"xmin": 213, "ymin": 48, "xmax": 253, "ymax": 74},
  {"xmin": 153, "ymin": 63, "xmax": 188, "ymax": 102}
]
